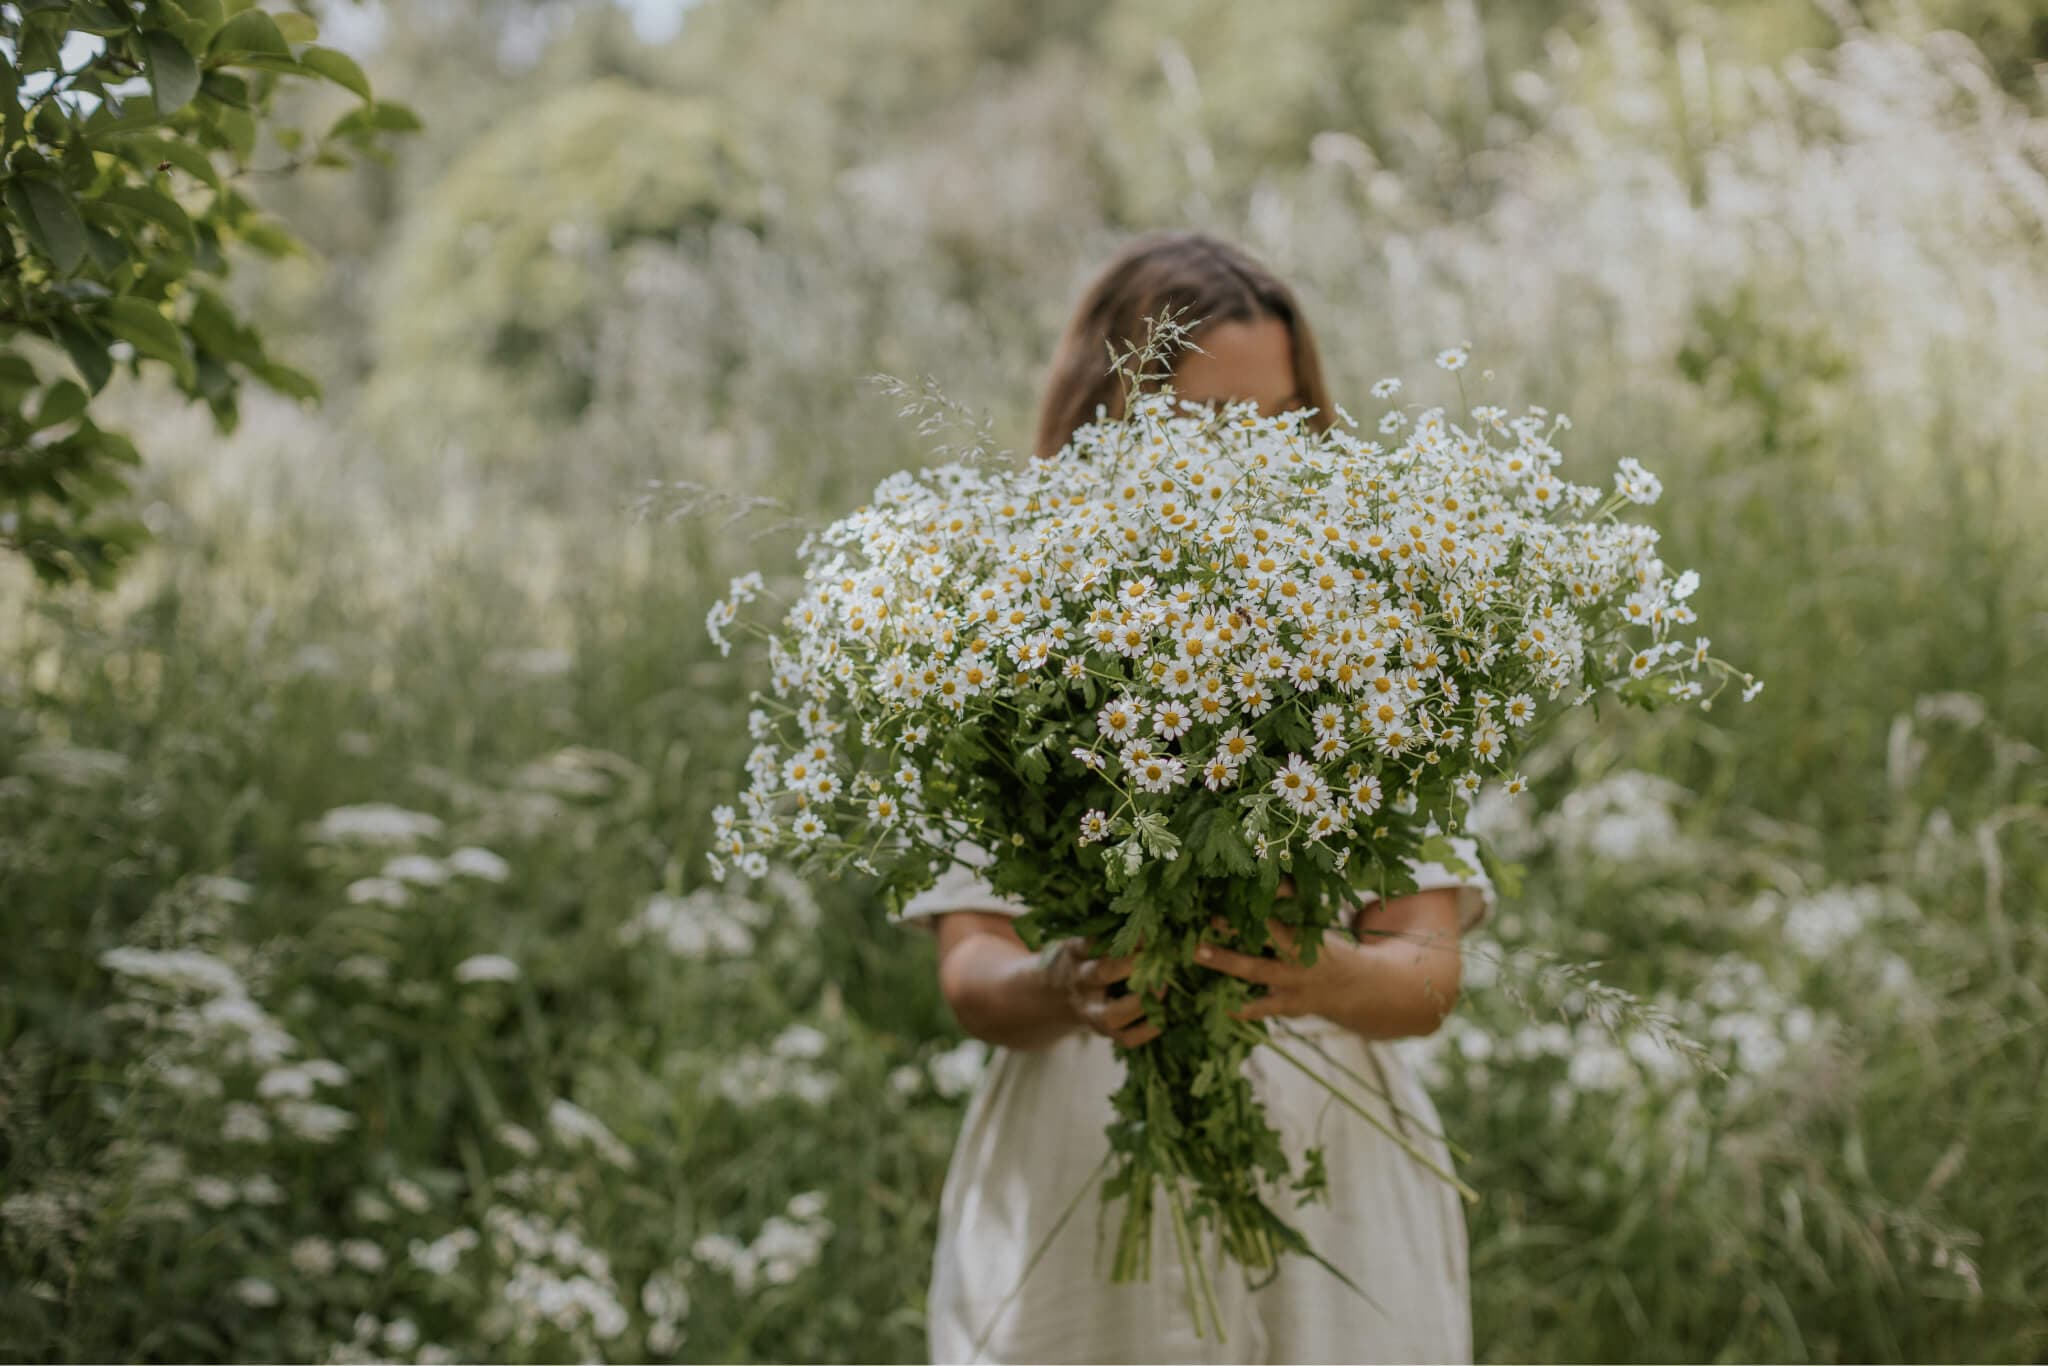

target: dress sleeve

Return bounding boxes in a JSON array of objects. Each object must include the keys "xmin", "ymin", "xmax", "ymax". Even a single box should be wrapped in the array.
[
  {"xmin": 1354, "ymin": 833, "xmax": 1496, "ymax": 935},
  {"xmin": 896, "ymin": 839, "xmax": 1032, "ymax": 935}
]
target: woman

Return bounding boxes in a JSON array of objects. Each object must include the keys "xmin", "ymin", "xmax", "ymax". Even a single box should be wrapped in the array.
[{"xmin": 900, "ymin": 229, "xmax": 1496, "ymax": 1364}]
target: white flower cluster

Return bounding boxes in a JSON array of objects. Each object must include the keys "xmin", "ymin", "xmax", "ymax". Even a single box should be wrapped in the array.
[
  {"xmin": 479, "ymin": 1206, "xmax": 631, "ymax": 1347},
  {"xmin": 709, "ymin": 366, "xmax": 1756, "ymax": 882},
  {"xmin": 707, "ymin": 1024, "xmax": 839, "ymax": 1108},
  {"xmin": 97, "ymin": 945, "xmax": 358, "ymax": 1142},
  {"xmin": 691, "ymin": 1190, "xmax": 833, "ymax": 1295},
  {"xmin": 616, "ymin": 887, "xmax": 764, "ymax": 958}
]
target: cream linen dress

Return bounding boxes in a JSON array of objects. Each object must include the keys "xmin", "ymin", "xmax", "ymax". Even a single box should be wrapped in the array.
[{"xmin": 900, "ymin": 838, "xmax": 1496, "ymax": 1365}]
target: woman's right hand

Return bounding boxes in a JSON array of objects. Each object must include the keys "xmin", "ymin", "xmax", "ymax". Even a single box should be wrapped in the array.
[{"xmin": 1043, "ymin": 937, "xmax": 1162, "ymax": 1048}]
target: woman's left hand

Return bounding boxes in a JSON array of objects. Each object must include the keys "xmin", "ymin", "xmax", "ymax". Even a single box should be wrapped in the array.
[{"xmin": 1193, "ymin": 876, "xmax": 1359, "ymax": 1022}]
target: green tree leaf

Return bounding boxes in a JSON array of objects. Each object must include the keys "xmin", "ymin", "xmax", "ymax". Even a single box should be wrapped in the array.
[
  {"xmin": 103, "ymin": 296, "xmax": 197, "ymax": 387},
  {"xmin": 95, "ymin": 185, "xmax": 198, "ymax": 248},
  {"xmin": 3, "ymin": 177, "xmax": 88, "ymax": 273},
  {"xmin": 144, "ymin": 29, "xmax": 202, "ymax": 112},
  {"xmin": 296, "ymin": 44, "xmax": 370, "ymax": 100},
  {"xmin": 208, "ymin": 9, "xmax": 291, "ymax": 59},
  {"xmin": 31, "ymin": 380, "xmax": 89, "ymax": 430},
  {"xmin": 272, "ymin": 12, "xmax": 319, "ymax": 44},
  {"xmin": 50, "ymin": 318, "xmax": 114, "ymax": 393},
  {"xmin": 251, "ymin": 359, "xmax": 319, "ymax": 401}
]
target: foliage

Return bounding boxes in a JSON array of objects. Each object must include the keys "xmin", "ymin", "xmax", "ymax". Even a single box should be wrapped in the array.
[
  {"xmin": 0, "ymin": 0, "xmax": 416, "ymax": 588},
  {"xmin": 366, "ymin": 78, "xmax": 761, "ymax": 440}
]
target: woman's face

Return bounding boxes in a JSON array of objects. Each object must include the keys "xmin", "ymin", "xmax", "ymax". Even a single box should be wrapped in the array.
[{"xmin": 1167, "ymin": 316, "xmax": 1302, "ymax": 418}]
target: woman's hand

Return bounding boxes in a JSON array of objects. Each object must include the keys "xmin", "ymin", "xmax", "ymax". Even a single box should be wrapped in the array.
[
  {"xmin": 1194, "ymin": 913, "xmax": 1361, "ymax": 1023},
  {"xmin": 1043, "ymin": 937, "xmax": 1163, "ymax": 1048}
]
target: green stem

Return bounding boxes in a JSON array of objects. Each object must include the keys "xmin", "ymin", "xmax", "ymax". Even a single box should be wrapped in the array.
[
  {"xmin": 1238, "ymin": 1020, "xmax": 1479, "ymax": 1204},
  {"xmin": 1164, "ymin": 1170, "xmax": 1225, "ymax": 1344},
  {"xmin": 1269, "ymin": 1020, "xmax": 1473, "ymax": 1163}
]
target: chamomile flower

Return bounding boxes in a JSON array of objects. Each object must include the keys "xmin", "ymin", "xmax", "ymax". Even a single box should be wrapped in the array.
[
  {"xmin": 1132, "ymin": 754, "xmax": 1188, "ymax": 793},
  {"xmin": 1097, "ymin": 698, "xmax": 1142, "ymax": 743},
  {"xmin": 1153, "ymin": 702, "xmax": 1193, "ymax": 740},
  {"xmin": 1270, "ymin": 755, "xmax": 1329, "ymax": 813}
]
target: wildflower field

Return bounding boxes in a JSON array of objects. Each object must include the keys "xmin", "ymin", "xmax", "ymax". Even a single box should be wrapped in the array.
[{"xmin": 2, "ymin": 2, "xmax": 2044, "ymax": 1362}]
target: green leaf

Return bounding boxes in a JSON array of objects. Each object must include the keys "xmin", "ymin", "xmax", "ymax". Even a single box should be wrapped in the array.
[
  {"xmin": 31, "ymin": 380, "xmax": 89, "ymax": 430},
  {"xmin": 251, "ymin": 360, "xmax": 319, "ymax": 402},
  {"xmin": 167, "ymin": 0, "xmax": 226, "ymax": 27},
  {"xmin": 370, "ymin": 100, "xmax": 423, "ymax": 132},
  {"xmin": 273, "ymin": 12, "xmax": 319, "ymax": 43},
  {"xmin": 83, "ymin": 225, "xmax": 130, "ymax": 274},
  {"xmin": 121, "ymin": 135, "xmax": 222, "ymax": 190},
  {"xmin": 95, "ymin": 186, "xmax": 198, "ymax": 248},
  {"xmin": 144, "ymin": 29, "xmax": 202, "ymax": 112},
  {"xmin": 69, "ymin": 2, "xmax": 128, "ymax": 33},
  {"xmin": 296, "ymin": 44, "xmax": 370, "ymax": 100},
  {"xmin": 208, "ymin": 9, "xmax": 291, "ymax": 58},
  {"xmin": 103, "ymin": 296, "xmax": 196, "ymax": 387},
  {"xmin": 3, "ymin": 178, "xmax": 88, "ymax": 273},
  {"xmin": 0, "ymin": 355, "xmax": 40, "ymax": 405},
  {"xmin": 51, "ymin": 318, "xmax": 114, "ymax": 393},
  {"xmin": 234, "ymin": 215, "xmax": 300, "ymax": 257},
  {"xmin": 186, "ymin": 288, "xmax": 261, "ymax": 366},
  {"xmin": 225, "ymin": 53, "xmax": 306, "ymax": 77},
  {"xmin": 1414, "ymin": 834, "xmax": 1477, "ymax": 880},
  {"xmin": 82, "ymin": 90, "xmax": 168, "ymax": 136},
  {"xmin": 199, "ymin": 69, "xmax": 251, "ymax": 109}
]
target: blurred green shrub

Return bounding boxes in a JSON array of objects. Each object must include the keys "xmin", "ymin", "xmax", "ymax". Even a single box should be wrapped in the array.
[{"xmin": 368, "ymin": 79, "xmax": 762, "ymax": 438}]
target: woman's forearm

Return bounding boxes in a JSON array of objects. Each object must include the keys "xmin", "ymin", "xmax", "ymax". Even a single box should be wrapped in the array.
[
  {"xmin": 1318, "ymin": 933, "xmax": 1464, "ymax": 1042},
  {"xmin": 939, "ymin": 932, "xmax": 1082, "ymax": 1052}
]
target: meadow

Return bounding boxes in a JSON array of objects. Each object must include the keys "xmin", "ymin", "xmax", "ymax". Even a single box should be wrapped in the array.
[{"xmin": 2, "ymin": 2, "xmax": 2044, "ymax": 1361}]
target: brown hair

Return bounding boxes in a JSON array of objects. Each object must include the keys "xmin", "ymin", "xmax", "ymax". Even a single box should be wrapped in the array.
[{"xmin": 1032, "ymin": 229, "xmax": 1338, "ymax": 461}]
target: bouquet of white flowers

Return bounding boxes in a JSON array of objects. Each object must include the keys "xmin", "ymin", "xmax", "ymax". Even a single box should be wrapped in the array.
[{"xmin": 704, "ymin": 325, "xmax": 1759, "ymax": 1332}]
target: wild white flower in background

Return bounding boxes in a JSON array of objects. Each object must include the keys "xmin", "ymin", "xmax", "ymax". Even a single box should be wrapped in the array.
[
  {"xmin": 335, "ymin": 953, "xmax": 391, "ymax": 984},
  {"xmin": 770, "ymin": 1024, "xmax": 828, "ymax": 1060},
  {"xmin": 222, "ymin": 1102, "xmax": 271, "ymax": 1144},
  {"xmin": 194, "ymin": 1176, "xmax": 238, "ymax": 1209},
  {"xmin": 307, "ymin": 802, "xmax": 445, "ymax": 846},
  {"xmin": 258, "ymin": 1059, "xmax": 349, "ymax": 1100},
  {"xmin": 340, "ymin": 1238, "xmax": 388, "ymax": 1273},
  {"xmin": 1435, "ymin": 345, "xmax": 1469, "ymax": 371},
  {"xmin": 231, "ymin": 1277, "xmax": 279, "ymax": 1309},
  {"xmin": 345, "ymin": 876, "xmax": 409, "ymax": 908},
  {"xmin": 275, "ymin": 1100, "xmax": 356, "ymax": 1144},
  {"xmin": 618, "ymin": 889, "xmax": 758, "ymax": 958},
  {"xmin": 16, "ymin": 743, "xmax": 131, "ymax": 787},
  {"xmin": 382, "ymin": 853, "xmax": 450, "ymax": 886},
  {"xmin": 455, "ymin": 953, "xmax": 522, "ymax": 984},
  {"xmin": 381, "ymin": 1319, "xmax": 421, "ymax": 1354},
  {"xmin": 928, "ymin": 1037, "xmax": 990, "ymax": 1099},
  {"xmin": 495, "ymin": 1121, "xmax": 541, "ymax": 1159},
  {"xmin": 410, "ymin": 1227, "xmax": 480, "ymax": 1276},
  {"xmin": 712, "ymin": 1045, "xmax": 839, "ymax": 1109},
  {"xmin": 388, "ymin": 1176, "xmax": 433, "ymax": 1215},
  {"xmin": 546, "ymin": 1099, "xmax": 637, "ymax": 1171},
  {"xmin": 187, "ymin": 874, "xmax": 254, "ymax": 904},
  {"xmin": 290, "ymin": 1236, "xmax": 339, "ymax": 1277},
  {"xmin": 99, "ymin": 947, "xmax": 244, "ymax": 997}
]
